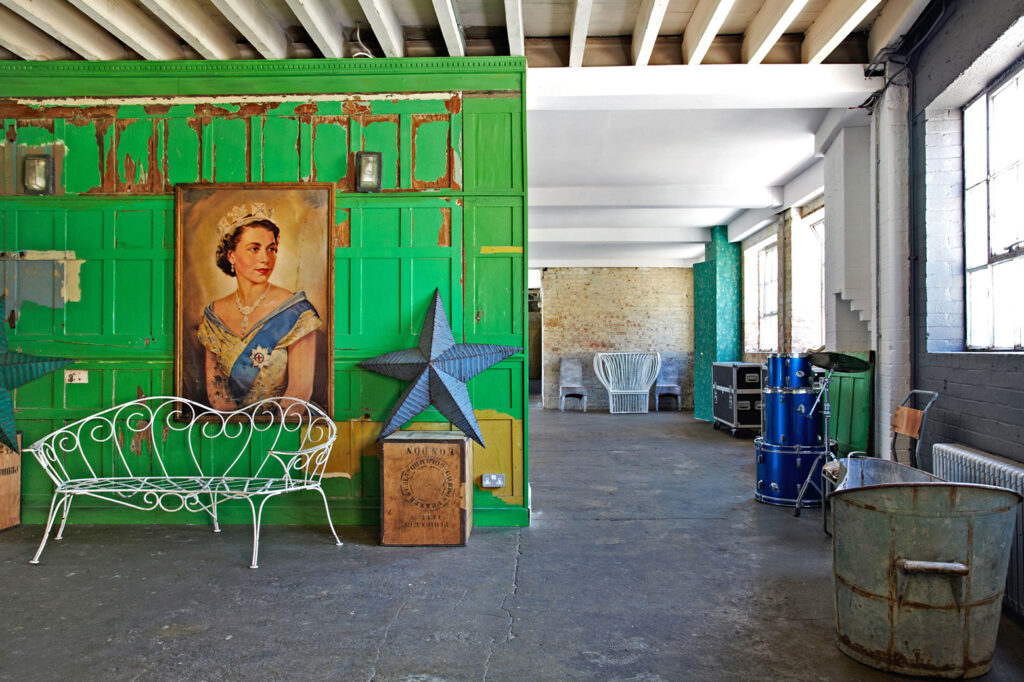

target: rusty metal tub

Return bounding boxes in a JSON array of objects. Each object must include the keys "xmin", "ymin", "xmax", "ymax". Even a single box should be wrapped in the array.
[{"xmin": 832, "ymin": 474, "xmax": 1021, "ymax": 678}]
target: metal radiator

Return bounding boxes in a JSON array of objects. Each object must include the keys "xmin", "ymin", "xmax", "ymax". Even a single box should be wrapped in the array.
[{"xmin": 933, "ymin": 443, "xmax": 1024, "ymax": 618}]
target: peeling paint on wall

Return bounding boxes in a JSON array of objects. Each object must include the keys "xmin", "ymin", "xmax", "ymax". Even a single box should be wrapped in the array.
[{"xmin": 0, "ymin": 250, "xmax": 84, "ymax": 308}]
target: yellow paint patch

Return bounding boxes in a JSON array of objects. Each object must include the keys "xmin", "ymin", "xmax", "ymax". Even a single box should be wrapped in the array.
[{"xmin": 480, "ymin": 246, "xmax": 523, "ymax": 254}]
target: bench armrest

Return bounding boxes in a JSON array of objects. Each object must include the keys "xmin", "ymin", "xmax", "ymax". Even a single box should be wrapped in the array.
[{"xmin": 259, "ymin": 446, "xmax": 331, "ymax": 480}]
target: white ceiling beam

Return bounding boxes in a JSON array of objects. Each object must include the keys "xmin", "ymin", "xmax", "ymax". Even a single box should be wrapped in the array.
[
  {"xmin": 530, "ymin": 227, "xmax": 712, "ymax": 243},
  {"xmin": 140, "ymin": 0, "xmax": 239, "ymax": 60},
  {"xmin": 530, "ymin": 206, "xmax": 728, "ymax": 230},
  {"xmin": 802, "ymin": 0, "xmax": 884, "ymax": 65},
  {"xmin": 814, "ymin": 106, "xmax": 871, "ymax": 155},
  {"xmin": 0, "ymin": 0, "xmax": 129, "ymax": 60},
  {"xmin": 631, "ymin": 0, "xmax": 669, "ymax": 66},
  {"xmin": 0, "ymin": 5, "xmax": 77, "ymax": 60},
  {"xmin": 742, "ymin": 0, "xmax": 809, "ymax": 64},
  {"xmin": 67, "ymin": 0, "xmax": 183, "ymax": 60},
  {"xmin": 529, "ymin": 185, "xmax": 782, "ymax": 209},
  {"xmin": 357, "ymin": 0, "xmax": 404, "ymax": 57},
  {"xmin": 504, "ymin": 0, "xmax": 524, "ymax": 57},
  {"xmin": 530, "ymin": 243, "xmax": 707, "ymax": 268},
  {"xmin": 727, "ymin": 207, "xmax": 778, "ymax": 243},
  {"xmin": 568, "ymin": 0, "xmax": 593, "ymax": 67},
  {"xmin": 682, "ymin": 0, "xmax": 737, "ymax": 65},
  {"xmin": 431, "ymin": 0, "xmax": 465, "ymax": 57},
  {"xmin": 867, "ymin": 0, "xmax": 930, "ymax": 61},
  {"xmin": 212, "ymin": 0, "xmax": 289, "ymax": 59},
  {"xmin": 527, "ymin": 64, "xmax": 883, "ymax": 111},
  {"xmin": 286, "ymin": 0, "xmax": 348, "ymax": 59}
]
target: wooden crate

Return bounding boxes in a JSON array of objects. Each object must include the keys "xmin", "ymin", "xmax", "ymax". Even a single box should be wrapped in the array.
[
  {"xmin": 0, "ymin": 435, "xmax": 20, "ymax": 531},
  {"xmin": 380, "ymin": 432, "xmax": 473, "ymax": 546}
]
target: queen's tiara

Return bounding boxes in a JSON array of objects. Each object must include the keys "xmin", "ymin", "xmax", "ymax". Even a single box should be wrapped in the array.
[{"xmin": 217, "ymin": 202, "xmax": 274, "ymax": 240}]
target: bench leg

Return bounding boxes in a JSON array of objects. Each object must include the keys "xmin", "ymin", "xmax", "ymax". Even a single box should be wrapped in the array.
[
  {"xmin": 54, "ymin": 494, "xmax": 74, "ymax": 540},
  {"xmin": 248, "ymin": 496, "xmax": 273, "ymax": 569},
  {"xmin": 30, "ymin": 493, "xmax": 68, "ymax": 564},
  {"xmin": 209, "ymin": 493, "xmax": 221, "ymax": 533},
  {"xmin": 316, "ymin": 487, "xmax": 343, "ymax": 547}
]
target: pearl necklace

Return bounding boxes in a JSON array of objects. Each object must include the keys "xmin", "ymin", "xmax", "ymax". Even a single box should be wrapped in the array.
[{"xmin": 235, "ymin": 282, "xmax": 271, "ymax": 332}]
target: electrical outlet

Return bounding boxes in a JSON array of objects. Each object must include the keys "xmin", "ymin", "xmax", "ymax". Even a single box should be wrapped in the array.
[
  {"xmin": 65, "ymin": 369, "xmax": 88, "ymax": 384},
  {"xmin": 481, "ymin": 473, "xmax": 505, "ymax": 488}
]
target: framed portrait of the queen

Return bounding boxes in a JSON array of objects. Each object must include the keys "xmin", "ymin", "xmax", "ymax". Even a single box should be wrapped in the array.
[{"xmin": 175, "ymin": 183, "xmax": 334, "ymax": 417}]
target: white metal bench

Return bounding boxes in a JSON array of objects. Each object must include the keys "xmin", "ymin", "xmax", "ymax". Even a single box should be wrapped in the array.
[
  {"xmin": 593, "ymin": 352, "xmax": 662, "ymax": 414},
  {"xmin": 24, "ymin": 396, "xmax": 342, "ymax": 568}
]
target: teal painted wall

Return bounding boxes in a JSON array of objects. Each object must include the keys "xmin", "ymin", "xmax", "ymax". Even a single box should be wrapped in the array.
[{"xmin": 693, "ymin": 226, "xmax": 741, "ymax": 421}]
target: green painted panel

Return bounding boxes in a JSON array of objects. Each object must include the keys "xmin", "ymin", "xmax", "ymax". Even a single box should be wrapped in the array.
[
  {"xmin": 828, "ymin": 351, "xmax": 874, "ymax": 457},
  {"xmin": 166, "ymin": 117, "xmax": 201, "ymax": 186},
  {"xmin": 114, "ymin": 210, "xmax": 154, "ymax": 249},
  {"xmin": 360, "ymin": 258, "xmax": 403, "ymax": 335},
  {"xmin": 211, "ymin": 117, "xmax": 248, "ymax": 182},
  {"xmin": 14, "ymin": 371, "xmax": 56, "ymax": 409},
  {"xmin": 64, "ymin": 364, "xmax": 104, "ymax": 409},
  {"xmin": 112, "ymin": 260, "xmax": 153, "ymax": 335},
  {"xmin": 16, "ymin": 122, "xmax": 54, "ymax": 146},
  {"xmin": 411, "ymin": 258, "xmax": 453, "ymax": 323},
  {"xmin": 469, "ymin": 363, "xmax": 519, "ymax": 415},
  {"xmin": 471, "ymin": 257, "xmax": 519, "ymax": 339},
  {"xmin": 361, "ymin": 119, "xmax": 399, "ymax": 190},
  {"xmin": 313, "ymin": 118, "xmax": 348, "ymax": 183},
  {"xmin": 64, "ymin": 120, "xmax": 103, "ymax": 194},
  {"xmin": 358, "ymin": 207, "xmax": 402, "ymax": 248},
  {"xmin": 410, "ymin": 205, "xmax": 447, "ymax": 248},
  {"xmin": 15, "ymin": 209, "xmax": 57, "ymax": 250},
  {"xmin": 412, "ymin": 119, "xmax": 449, "ymax": 184},
  {"xmin": 64, "ymin": 260, "xmax": 104, "ymax": 335},
  {"xmin": 262, "ymin": 115, "xmax": 300, "ymax": 181},
  {"xmin": 334, "ymin": 256, "xmax": 351, "ymax": 335},
  {"xmin": 66, "ymin": 208, "xmax": 104, "ymax": 250}
]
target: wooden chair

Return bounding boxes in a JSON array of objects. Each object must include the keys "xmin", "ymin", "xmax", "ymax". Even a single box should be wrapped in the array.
[
  {"xmin": 559, "ymin": 357, "xmax": 588, "ymax": 412},
  {"xmin": 891, "ymin": 390, "xmax": 939, "ymax": 468}
]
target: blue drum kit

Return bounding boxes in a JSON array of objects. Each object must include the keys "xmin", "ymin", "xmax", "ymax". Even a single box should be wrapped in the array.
[{"xmin": 754, "ymin": 351, "xmax": 869, "ymax": 514}]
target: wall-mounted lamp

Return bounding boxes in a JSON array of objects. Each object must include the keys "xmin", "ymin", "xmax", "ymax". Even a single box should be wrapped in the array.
[
  {"xmin": 355, "ymin": 151, "xmax": 382, "ymax": 193},
  {"xmin": 23, "ymin": 154, "xmax": 54, "ymax": 195}
]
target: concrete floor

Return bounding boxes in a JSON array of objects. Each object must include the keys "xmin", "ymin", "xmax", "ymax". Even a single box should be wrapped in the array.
[{"xmin": 2, "ymin": 405, "xmax": 1024, "ymax": 681}]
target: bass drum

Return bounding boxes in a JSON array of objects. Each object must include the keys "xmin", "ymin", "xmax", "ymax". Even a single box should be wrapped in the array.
[{"xmin": 754, "ymin": 438, "xmax": 825, "ymax": 507}]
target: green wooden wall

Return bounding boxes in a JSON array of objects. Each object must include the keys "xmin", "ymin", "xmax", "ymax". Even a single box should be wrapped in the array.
[{"xmin": 0, "ymin": 58, "xmax": 529, "ymax": 527}]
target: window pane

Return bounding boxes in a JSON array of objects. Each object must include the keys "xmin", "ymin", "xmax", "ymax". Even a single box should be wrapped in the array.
[
  {"xmin": 990, "ymin": 77, "xmax": 1022, "ymax": 174},
  {"xmin": 761, "ymin": 313, "xmax": 778, "ymax": 351},
  {"xmin": 989, "ymin": 165, "xmax": 1023, "ymax": 255},
  {"xmin": 992, "ymin": 258, "xmax": 1023, "ymax": 348},
  {"xmin": 964, "ymin": 97, "xmax": 988, "ymax": 187},
  {"xmin": 965, "ymin": 182, "xmax": 989, "ymax": 267},
  {"xmin": 743, "ymin": 245, "xmax": 760, "ymax": 352},
  {"xmin": 967, "ymin": 268, "xmax": 993, "ymax": 348}
]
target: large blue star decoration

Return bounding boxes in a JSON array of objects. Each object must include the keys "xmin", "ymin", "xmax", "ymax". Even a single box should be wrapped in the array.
[
  {"xmin": 358, "ymin": 289, "xmax": 521, "ymax": 446},
  {"xmin": 0, "ymin": 296, "xmax": 75, "ymax": 450}
]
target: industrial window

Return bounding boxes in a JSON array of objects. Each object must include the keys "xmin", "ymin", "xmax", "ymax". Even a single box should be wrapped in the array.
[
  {"xmin": 963, "ymin": 62, "xmax": 1024, "ymax": 349},
  {"xmin": 790, "ymin": 203, "xmax": 825, "ymax": 352},
  {"xmin": 744, "ymin": 236, "xmax": 778, "ymax": 352}
]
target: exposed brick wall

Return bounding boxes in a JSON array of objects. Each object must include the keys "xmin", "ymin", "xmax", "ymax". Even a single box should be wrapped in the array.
[{"xmin": 541, "ymin": 267, "xmax": 694, "ymax": 411}]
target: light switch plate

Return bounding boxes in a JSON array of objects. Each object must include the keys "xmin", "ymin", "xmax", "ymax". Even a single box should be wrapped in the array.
[
  {"xmin": 65, "ymin": 369, "xmax": 88, "ymax": 384},
  {"xmin": 481, "ymin": 473, "xmax": 505, "ymax": 488}
]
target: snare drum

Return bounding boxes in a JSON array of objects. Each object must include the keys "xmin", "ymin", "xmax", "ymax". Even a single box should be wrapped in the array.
[
  {"xmin": 762, "ymin": 387, "xmax": 822, "ymax": 447},
  {"xmin": 754, "ymin": 438, "xmax": 825, "ymax": 507},
  {"xmin": 765, "ymin": 353, "xmax": 813, "ymax": 388}
]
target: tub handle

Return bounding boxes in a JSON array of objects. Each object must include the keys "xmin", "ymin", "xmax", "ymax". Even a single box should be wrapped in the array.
[
  {"xmin": 896, "ymin": 558, "xmax": 968, "ymax": 609},
  {"xmin": 896, "ymin": 559, "xmax": 969, "ymax": 575}
]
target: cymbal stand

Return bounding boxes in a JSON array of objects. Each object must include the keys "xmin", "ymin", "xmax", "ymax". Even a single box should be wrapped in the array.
[{"xmin": 793, "ymin": 366, "xmax": 836, "ymax": 517}]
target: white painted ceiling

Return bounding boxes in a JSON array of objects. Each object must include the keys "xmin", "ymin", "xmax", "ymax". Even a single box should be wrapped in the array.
[{"xmin": 0, "ymin": 0, "xmax": 929, "ymax": 267}]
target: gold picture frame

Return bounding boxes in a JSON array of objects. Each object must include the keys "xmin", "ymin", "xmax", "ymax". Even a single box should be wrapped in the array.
[{"xmin": 175, "ymin": 183, "xmax": 334, "ymax": 418}]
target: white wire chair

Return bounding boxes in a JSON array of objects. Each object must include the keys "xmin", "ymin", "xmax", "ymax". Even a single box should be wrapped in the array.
[
  {"xmin": 24, "ymin": 396, "xmax": 342, "ymax": 568},
  {"xmin": 593, "ymin": 352, "xmax": 662, "ymax": 414}
]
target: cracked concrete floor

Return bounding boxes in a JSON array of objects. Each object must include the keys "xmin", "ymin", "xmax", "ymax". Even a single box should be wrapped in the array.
[{"xmin": 2, "ymin": 405, "xmax": 1024, "ymax": 680}]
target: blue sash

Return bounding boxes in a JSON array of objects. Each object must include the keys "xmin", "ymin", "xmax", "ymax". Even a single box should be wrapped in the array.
[{"xmin": 227, "ymin": 300, "xmax": 316, "ymax": 402}]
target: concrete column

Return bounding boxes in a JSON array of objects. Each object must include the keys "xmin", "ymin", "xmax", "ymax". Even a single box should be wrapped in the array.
[{"xmin": 872, "ymin": 83, "xmax": 913, "ymax": 459}]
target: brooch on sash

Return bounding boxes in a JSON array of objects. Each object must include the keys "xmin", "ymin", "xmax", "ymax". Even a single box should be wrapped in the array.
[{"xmin": 249, "ymin": 345, "xmax": 272, "ymax": 370}]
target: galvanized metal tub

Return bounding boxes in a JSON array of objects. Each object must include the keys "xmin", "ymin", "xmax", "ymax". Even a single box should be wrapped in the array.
[{"xmin": 832, "ymin": 479, "xmax": 1021, "ymax": 678}]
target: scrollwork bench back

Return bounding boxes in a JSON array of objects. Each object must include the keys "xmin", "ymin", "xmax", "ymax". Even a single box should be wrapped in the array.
[{"xmin": 25, "ymin": 396, "xmax": 342, "ymax": 568}]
